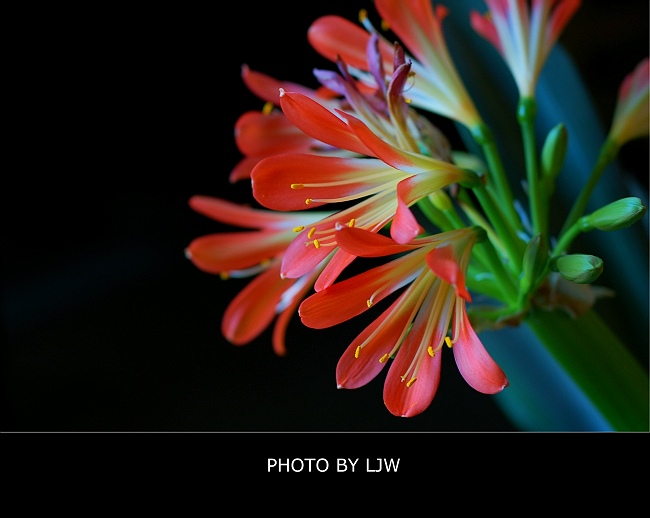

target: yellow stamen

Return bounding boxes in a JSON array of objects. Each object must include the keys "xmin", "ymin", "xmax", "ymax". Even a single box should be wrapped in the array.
[
  {"xmin": 358, "ymin": 9, "xmax": 367, "ymax": 23},
  {"xmin": 313, "ymin": 239, "xmax": 321, "ymax": 249},
  {"xmin": 355, "ymin": 345, "xmax": 361, "ymax": 359},
  {"xmin": 445, "ymin": 337, "xmax": 453, "ymax": 348},
  {"xmin": 293, "ymin": 226, "xmax": 304, "ymax": 233},
  {"xmin": 307, "ymin": 227, "xmax": 316, "ymax": 239},
  {"xmin": 291, "ymin": 183, "xmax": 304, "ymax": 189},
  {"xmin": 305, "ymin": 198, "xmax": 313, "ymax": 205},
  {"xmin": 406, "ymin": 377, "xmax": 417, "ymax": 388},
  {"xmin": 381, "ymin": 19, "xmax": 389, "ymax": 32},
  {"xmin": 379, "ymin": 354, "xmax": 388, "ymax": 363},
  {"xmin": 262, "ymin": 102, "xmax": 274, "ymax": 115},
  {"xmin": 219, "ymin": 272, "xmax": 229, "ymax": 280},
  {"xmin": 366, "ymin": 299, "xmax": 373, "ymax": 308},
  {"xmin": 427, "ymin": 346, "xmax": 435, "ymax": 357},
  {"xmin": 348, "ymin": 219, "xmax": 355, "ymax": 227}
]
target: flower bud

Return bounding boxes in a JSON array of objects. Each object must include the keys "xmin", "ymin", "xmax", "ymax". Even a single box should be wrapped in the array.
[
  {"xmin": 550, "ymin": 254, "xmax": 604, "ymax": 284},
  {"xmin": 541, "ymin": 123, "xmax": 568, "ymax": 187},
  {"xmin": 581, "ymin": 197, "xmax": 647, "ymax": 231},
  {"xmin": 519, "ymin": 234, "xmax": 548, "ymax": 293}
]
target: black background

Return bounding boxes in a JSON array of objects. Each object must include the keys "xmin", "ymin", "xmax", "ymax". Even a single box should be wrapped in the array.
[{"xmin": 2, "ymin": 0, "xmax": 648, "ymax": 437}]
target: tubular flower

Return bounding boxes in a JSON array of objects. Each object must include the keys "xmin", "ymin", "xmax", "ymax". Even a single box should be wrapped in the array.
[
  {"xmin": 185, "ymin": 195, "xmax": 333, "ymax": 355},
  {"xmin": 607, "ymin": 57, "xmax": 650, "ymax": 149},
  {"xmin": 471, "ymin": 0, "xmax": 582, "ymax": 98},
  {"xmin": 299, "ymin": 226, "xmax": 508, "ymax": 417},
  {"xmin": 230, "ymin": 65, "xmax": 353, "ymax": 183},
  {"xmin": 308, "ymin": 0, "xmax": 483, "ymax": 129}
]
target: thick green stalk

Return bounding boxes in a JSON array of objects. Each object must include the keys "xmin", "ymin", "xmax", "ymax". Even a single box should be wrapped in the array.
[{"xmin": 524, "ymin": 307, "xmax": 649, "ymax": 431}]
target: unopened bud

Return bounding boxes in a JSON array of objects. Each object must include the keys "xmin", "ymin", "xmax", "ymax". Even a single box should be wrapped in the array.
[
  {"xmin": 581, "ymin": 197, "xmax": 647, "ymax": 231},
  {"xmin": 428, "ymin": 190, "xmax": 453, "ymax": 212},
  {"xmin": 550, "ymin": 254, "xmax": 604, "ymax": 284},
  {"xmin": 541, "ymin": 123, "xmax": 568, "ymax": 184},
  {"xmin": 519, "ymin": 234, "xmax": 548, "ymax": 293}
]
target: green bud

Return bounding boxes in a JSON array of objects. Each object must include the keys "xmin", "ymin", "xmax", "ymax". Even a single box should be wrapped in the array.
[
  {"xmin": 428, "ymin": 190, "xmax": 453, "ymax": 212},
  {"xmin": 550, "ymin": 254, "xmax": 604, "ymax": 284},
  {"xmin": 541, "ymin": 123, "xmax": 568, "ymax": 185},
  {"xmin": 582, "ymin": 197, "xmax": 647, "ymax": 231},
  {"xmin": 519, "ymin": 234, "xmax": 548, "ymax": 293}
]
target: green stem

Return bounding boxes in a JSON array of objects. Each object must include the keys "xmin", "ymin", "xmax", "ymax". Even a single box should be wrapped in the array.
[
  {"xmin": 472, "ymin": 123, "xmax": 522, "ymax": 231},
  {"xmin": 560, "ymin": 138, "xmax": 619, "ymax": 237},
  {"xmin": 473, "ymin": 185, "xmax": 525, "ymax": 272},
  {"xmin": 478, "ymin": 236, "xmax": 519, "ymax": 305},
  {"xmin": 525, "ymin": 307, "xmax": 649, "ymax": 431},
  {"xmin": 518, "ymin": 97, "xmax": 547, "ymax": 241}
]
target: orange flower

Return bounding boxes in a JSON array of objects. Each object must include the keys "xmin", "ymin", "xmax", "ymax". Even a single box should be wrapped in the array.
[
  {"xmin": 299, "ymin": 226, "xmax": 508, "ymax": 417},
  {"xmin": 185, "ymin": 195, "xmax": 332, "ymax": 355},
  {"xmin": 308, "ymin": 0, "xmax": 484, "ymax": 128}
]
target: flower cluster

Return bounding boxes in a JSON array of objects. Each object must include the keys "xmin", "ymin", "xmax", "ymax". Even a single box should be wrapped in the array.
[{"xmin": 186, "ymin": 0, "xmax": 648, "ymax": 418}]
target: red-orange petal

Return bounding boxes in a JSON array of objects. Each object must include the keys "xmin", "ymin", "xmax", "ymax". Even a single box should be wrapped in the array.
[
  {"xmin": 308, "ymin": 16, "xmax": 394, "ymax": 73},
  {"xmin": 452, "ymin": 306, "xmax": 508, "ymax": 394},
  {"xmin": 279, "ymin": 90, "xmax": 375, "ymax": 156},
  {"xmin": 186, "ymin": 231, "xmax": 289, "ymax": 274},
  {"xmin": 235, "ymin": 110, "xmax": 316, "ymax": 157},
  {"xmin": 251, "ymin": 153, "xmax": 394, "ymax": 211},
  {"xmin": 336, "ymin": 296, "xmax": 409, "ymax": 389},
  {"xmin": 426, "ymin": 246, "xmax": 471, "ymax": 302},
  {"xmin": 222, "ymin": 262, "xmax": 290, "ymax": 345},
  {"xmin": 383, "ymin": 295, "xmax": 443, "ymax": 417}
]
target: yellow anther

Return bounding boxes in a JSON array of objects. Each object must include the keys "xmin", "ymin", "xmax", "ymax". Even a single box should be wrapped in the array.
[
  {"xmin": 307, "ymin": 227, "xmax": 316, "ymax": 239},
  {"xmin": 291, "ymin": 183, "xmax": 304, "ymax": 189},
  {"xmin": 381, "ymin": 19, "xmax": 390, "ymax": 31},
  {"xmin": 379, "ymin": 354, "xmax": 388, "ymax": 363},
  {"xmin": 262, "ymin": 102, "xmax": 274, "ymax": 115},
  {"xmin": 406, "ymin": 377, "xmax": 417, "ymax": 388},
  {"xmin": 219, "ymin": 271, "xmax": 230, "ymax": 280},
  {"xmin": 313, "ymin": 239, "xmax": 321, "ymax": 249},
  {"xmin": 358, "ymin": 8, "xmax": 367, "ymax": 23},
  {"xmin": 427, "ymin": 346, "xmax": 435, "ymax": 357},
  {"xmin": 445, "ymin": 337, "xmax": 454, "ymax": 348},
  {"xmin": 366, "ymin": 299, "xmax": 373, "ymax": 308},
  {"xmin": 348, "ymin": 219, "xmax": 355, "ymax": 227},
  {"xmin": 355, "ymin": 345, "xmax": 361, "ymax": 359},
  {"xmin": 305, "ymin": 198, "xmax": 313, "ymax": 205},
  {"xmin": 293, "ymin": 226, "xmax": 304, "ymax": 233},
  {"xmin": 260, "ymin": 258, "xmax": 271, "ymax": 268}
]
